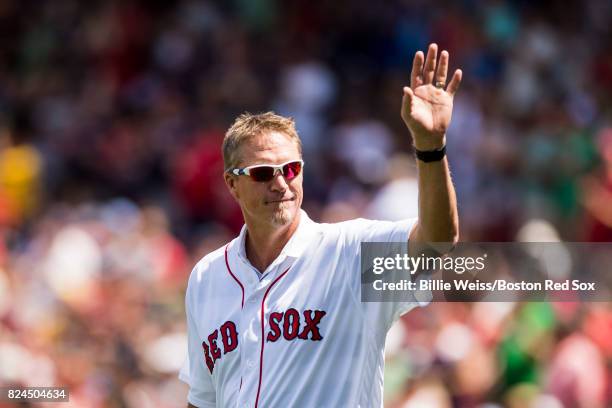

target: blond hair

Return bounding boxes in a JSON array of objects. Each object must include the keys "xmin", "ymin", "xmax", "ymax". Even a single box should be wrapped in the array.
[{"xmin": 223, "ymin": 112, "xmax": 302, "ymax": 170}]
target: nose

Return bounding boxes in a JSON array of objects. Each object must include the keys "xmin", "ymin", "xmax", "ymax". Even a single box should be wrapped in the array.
[{"xmin": 269, "ymin": 170, "xmax": 289, "ymax": 192}]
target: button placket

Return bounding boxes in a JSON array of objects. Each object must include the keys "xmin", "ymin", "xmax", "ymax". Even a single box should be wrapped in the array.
[
  {"xmin": 236, "ymin": 260, "xmax": 291, "ymax": 407},
  {"xmin": 239, "ymin": 280, "xmax": 264, "ymax": 403}
]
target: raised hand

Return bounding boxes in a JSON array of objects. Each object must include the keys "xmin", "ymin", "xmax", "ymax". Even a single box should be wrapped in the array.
[{"xmin": 401, "ymin": 43, "xmax": 462, "ymax": 151}]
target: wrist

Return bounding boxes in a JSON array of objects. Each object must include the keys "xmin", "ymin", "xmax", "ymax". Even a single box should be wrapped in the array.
[
  {"xmin": 415, "ymin": 145, "xmax": 446, "ymax": 162},
  {"xmin": 413, "ymin": 134, "xmax": 446, "ymax": 151}
]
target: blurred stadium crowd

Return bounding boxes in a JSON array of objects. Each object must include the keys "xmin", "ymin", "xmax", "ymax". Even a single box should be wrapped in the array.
[{"xmin": 0, "ymin": 0, "xmax": 610, "ymax": 407}]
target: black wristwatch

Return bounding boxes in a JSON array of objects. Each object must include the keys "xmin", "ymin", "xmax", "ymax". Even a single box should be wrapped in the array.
[{"xmin": 415, "ymin": 145, "xmax": 446, "ymax": 162}]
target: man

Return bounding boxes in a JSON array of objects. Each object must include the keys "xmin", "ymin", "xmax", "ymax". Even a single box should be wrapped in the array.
[{"xmin": 180, "ymin": 43, "xmax": 461, "ymax": 407}]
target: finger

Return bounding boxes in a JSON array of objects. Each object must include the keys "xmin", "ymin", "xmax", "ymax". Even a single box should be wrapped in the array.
[
  {"xmin": 435, "ymin": 50, "xmax": 449, "ymax": 86},
  {"xmin": 410, "ymin": 51, "xmax": 424, "ymax": 89},
  {"xmin": 446, "ymin": 69, "xmax": 463, "ymax": 96},
  {"xmin": 422, "ymin": 43, "xmax": 438, "ymax": 85}
]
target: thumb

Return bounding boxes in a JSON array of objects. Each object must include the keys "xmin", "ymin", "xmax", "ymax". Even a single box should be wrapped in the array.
[
  {"xmin": 401, "ymin": 86, "xmax": 413, "ymax": 117},
  {"xmin": 403, "ymin": 86, "xmax": 414, "ymax": 103}
]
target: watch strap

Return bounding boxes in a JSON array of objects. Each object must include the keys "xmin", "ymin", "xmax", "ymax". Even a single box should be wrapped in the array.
[{"xmin": 415, "ymin": 145, "xmax": 446, "ymax": 162}]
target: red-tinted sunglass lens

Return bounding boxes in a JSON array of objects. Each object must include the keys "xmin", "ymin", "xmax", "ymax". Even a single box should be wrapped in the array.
[
  {"xmin": 250, "ymin": 166, "xmax": 275, "ymax": 182},
  {"xmin": 283, "ymin": 161, "xmax": 302, "ymax": 180}
]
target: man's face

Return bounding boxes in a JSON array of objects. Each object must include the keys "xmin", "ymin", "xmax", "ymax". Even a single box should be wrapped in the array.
[{"xmin": 224, "ymin": 131, "xmax": 303, "ymax": 229}]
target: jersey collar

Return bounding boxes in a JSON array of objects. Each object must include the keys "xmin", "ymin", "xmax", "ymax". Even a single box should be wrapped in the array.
[{"xmin": 235, "ymin": 209, "xmax": 318, "ymax": 268}]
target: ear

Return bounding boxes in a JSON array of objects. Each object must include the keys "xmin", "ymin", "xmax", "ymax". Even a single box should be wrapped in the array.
[{"xmin": 224, "ymin": 172, "xmax": 240, "ymax": 201}]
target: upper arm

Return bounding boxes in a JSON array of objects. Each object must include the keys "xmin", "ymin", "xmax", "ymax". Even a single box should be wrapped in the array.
[
  {"xmin": 409, "ymin": 220, "xmax": 457, "ymax": 257},
  {"xmin": 409, "ymin": 220, "xmax": 420, "ymax": 247},
  {"xmin": 341, "ymin": 218, "xmax": 424, "ymax": 333}
]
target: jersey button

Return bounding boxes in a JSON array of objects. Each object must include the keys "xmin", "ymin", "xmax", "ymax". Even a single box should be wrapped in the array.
[{"xmin": 246, "ymin": 359, "xmax": 254, "ymax": 368}]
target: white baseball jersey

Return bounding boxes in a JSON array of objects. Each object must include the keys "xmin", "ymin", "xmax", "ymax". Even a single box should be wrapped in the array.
[{"xmin": 179, "ymin": 210, "xmax": 421, "ymax": 408}]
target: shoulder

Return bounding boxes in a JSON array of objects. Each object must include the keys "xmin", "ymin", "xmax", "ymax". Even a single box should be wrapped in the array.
[
  {"xmin": 186, "ymin": 241, "xmax": 233, "ymax": 297},
  {"xmin": 316, "ymin": 217, "xmax": 375, "ymax": 234},
  {"xmin": 334, "ymin": 217, "xmax": 383, "ymax": 230},
  {"xmin": 296, "ymin": 210, "xmax": 383, "ymax": 239},
  {"xmin": 320, "ymin": 217, "xmax": 396, "ymax": 237},
  {"xmin": 317, "ymin": 216, "xmax": 417, "ymax": 245},
  {"xmin": 306, "ymin": 218, "xmax": 385, "ymax": 251}
]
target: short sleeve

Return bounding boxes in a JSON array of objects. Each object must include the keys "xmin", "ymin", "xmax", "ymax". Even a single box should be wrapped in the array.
[
  {"xmin": 339, "ymin": 217, "xmax": 426, "ymax": 338},
  {"xmin": 179, "ymin": 275, "xmax": 216, "ymax": 408}
]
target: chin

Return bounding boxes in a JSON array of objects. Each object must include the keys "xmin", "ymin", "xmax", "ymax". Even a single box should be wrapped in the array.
[{"xmin": 270, "ymin": 204, "xmax": 295, "ymax": 227}]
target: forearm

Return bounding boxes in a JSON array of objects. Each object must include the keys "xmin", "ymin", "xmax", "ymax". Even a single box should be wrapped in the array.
[
  {"xmin": 414, "ymin": 150, "xmax": 458, "ymax": 244},
  {"xmin": 400, "ymin": 43, "xmax": 462, "ymax": 248}
]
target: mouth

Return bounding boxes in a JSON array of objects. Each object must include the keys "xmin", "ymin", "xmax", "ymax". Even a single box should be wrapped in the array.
[{"xmin": 266, "ymin": 197, "xmax": 295, "ymax": 205}]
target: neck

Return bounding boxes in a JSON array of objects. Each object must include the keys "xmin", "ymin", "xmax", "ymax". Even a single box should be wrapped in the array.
[{"xmin": 244, "ymin": 212, "xmax": 301, "ymax": 273}]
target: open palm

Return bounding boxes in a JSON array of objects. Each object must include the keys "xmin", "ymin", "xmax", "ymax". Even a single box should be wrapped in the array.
[{"xmin": 401, "ymin": 44, "xmax": 462, "ymax": 150}]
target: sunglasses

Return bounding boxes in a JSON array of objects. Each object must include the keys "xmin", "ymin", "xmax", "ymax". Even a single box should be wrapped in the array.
[{"xmin": 228, "ymin": 160, "xmax": 304, "ymax": 182}]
